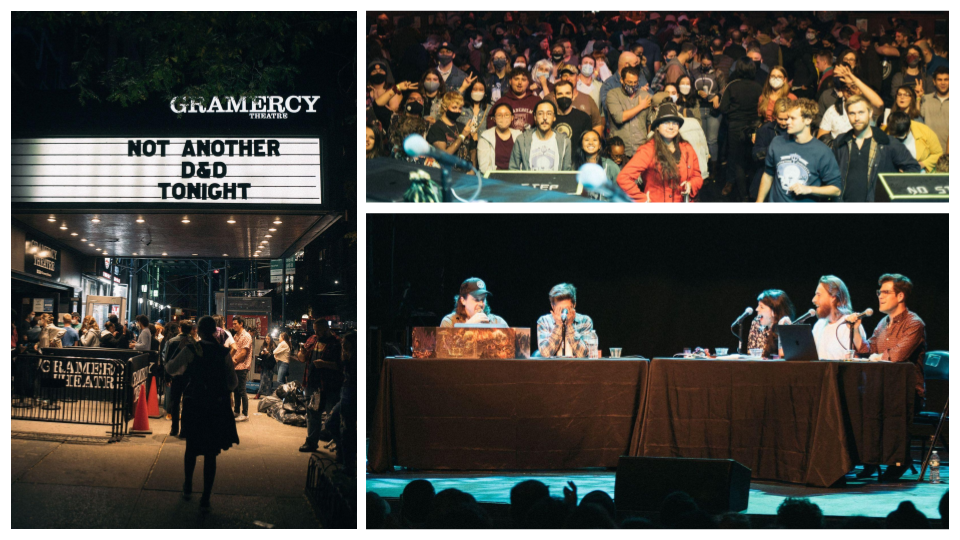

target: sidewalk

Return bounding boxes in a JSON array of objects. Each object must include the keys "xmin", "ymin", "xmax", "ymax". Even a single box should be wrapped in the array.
[{"xmin": 12, "ymin": 397, "xmax": 330, "ymax": 528}]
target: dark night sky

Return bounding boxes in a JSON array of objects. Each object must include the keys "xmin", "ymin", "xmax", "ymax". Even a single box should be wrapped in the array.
[{"xmin": 368, "ymin": 213, "xmax": 949, "ymax": 356}]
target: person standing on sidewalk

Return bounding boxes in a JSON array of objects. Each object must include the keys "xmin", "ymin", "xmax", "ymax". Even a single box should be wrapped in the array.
[
  {"xmin": 230, "ymin": 317, "xmax": 253, "ymax": 422},
  {"xmin": 167, "ymin": 315, "xmax": 239, "ymax": 512},
  {"xmin": 254, "ymin": 335, "xmax": 277, "ymax": 399},
  {"xmin": 298, "ymin": 320, "xmax": 343, "ymax": 452},
  {"xmin": 274, "ymin": 332, "xmax": 292, "ymax": 387}
]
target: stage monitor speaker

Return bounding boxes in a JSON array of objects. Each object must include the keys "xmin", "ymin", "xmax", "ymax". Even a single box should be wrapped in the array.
[
  {"xmin": 615, "ymin": 456, "xmax": 751, "ymax": 514},
  {"xmin": 876, "ymin": 173, "xmax": 949, "ymax": 202},
  {"xmin": 486, "ymin": 171, "xmax": 583, "ymax": 195}
]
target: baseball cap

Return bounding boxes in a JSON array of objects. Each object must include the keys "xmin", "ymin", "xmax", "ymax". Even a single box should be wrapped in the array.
[
  {"xmin": 459, "ymin": 278, "xmax": 491, "ymax": 298},
  {"xmin": 438, "ymin": 42, "xmax": 454, "ymax": 54}
]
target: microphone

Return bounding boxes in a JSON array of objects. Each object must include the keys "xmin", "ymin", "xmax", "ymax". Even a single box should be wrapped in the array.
[
  {"xmin": 403, "ymin": 134, "xmax": 474, "ymax": 170},
  {"xmin": 730, "ymin": 307, "xmax": 754, "ymax": 327},
  {"xmin": 577, "ymin": 163, "xmax": 633, "ymax": 202},
  {"xmin": 561, "ymin": 308, "xmax": 568, "ymax": 322},
  {"xmin": 848, "ymin": 308, "xmax": 874, "ymax": 321},
  {"xmin": 793, "ymin": 309, "xmax": 816, "ymax": 325}
]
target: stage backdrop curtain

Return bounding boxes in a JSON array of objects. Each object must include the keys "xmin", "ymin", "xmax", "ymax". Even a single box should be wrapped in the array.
[
  {"xmin": 632, "ymin": 359, "xmax": 916, "ymax": 487},
  {"xmin": 369, "ymin": 357, "xmax": 648, "ymax": 472}
]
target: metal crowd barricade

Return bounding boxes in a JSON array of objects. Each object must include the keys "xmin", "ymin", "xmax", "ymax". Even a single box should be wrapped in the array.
[
  {"xmin": 305, "ymin": 454, "xmax": 356, "ymax": 529},
  {"xmin": 12, "ymin": 348, "xmax": 156, "ymax": 441}
]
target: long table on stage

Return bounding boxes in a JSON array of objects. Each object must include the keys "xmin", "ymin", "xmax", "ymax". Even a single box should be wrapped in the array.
[
  {"xmin": 369, "ymin": 356, "xmax": 916, "ymax": 487},
  {"xmin": 632, "ymin": 358, "xmax": 917, "ymax": 487},
  {"xmin": 369, "ymin": 357, "xmax": 648, "ymax": 472}
]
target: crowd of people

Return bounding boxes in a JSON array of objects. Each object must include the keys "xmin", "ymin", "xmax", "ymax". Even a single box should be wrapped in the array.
[
  {"xmin": 12, "ymin": 311, "xmax": 357, "ymax": 508},
  {"xmin": 367, "ymin": 480, "xmax": 949, "ymax": 528},
  {"xmin": 367, "ymin": 12, "xmax": 948, "ymax": 202}
]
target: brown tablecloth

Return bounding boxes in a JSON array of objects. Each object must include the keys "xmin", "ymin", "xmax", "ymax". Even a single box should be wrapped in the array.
[
  {"xmin": 369, "ymin": 357, "xmax": 648, "ymax": 472},
  {"xmin": 631, "ymin": 359, "xmax": 916, "ymax": 487}
]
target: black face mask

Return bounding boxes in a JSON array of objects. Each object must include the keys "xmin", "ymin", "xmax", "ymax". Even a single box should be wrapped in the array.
[
  {"xmin": 552, "ymin": 53, "xmax": 564, "ymax": 61},
  {"xmin": 438, "ymin": 54, "xmax": 453, "ymax": 65},
  {"xmin": 405, "ymin": 101, "xmax": 424, "ymax": 116},
  {"xmin": 556, "ymin": 97, "xmax": 573, "ymax": 111},
  {"xmin": 369, "ymin": 73, "xmax": 386, "ymax": 85},
  {"xmin": 493, "ymin": 58, "xmax": 507, "ymax": 71},
  {"xmin": 445, "ymin": 110, "xmax": 461, "ymax": 123}
]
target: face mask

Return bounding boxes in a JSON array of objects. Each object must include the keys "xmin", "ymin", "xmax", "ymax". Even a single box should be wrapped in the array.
[
  {"xmin": 471, "ymin": 91, "xmax": 485, "ymax": 102},
  {"xmin": 702, "ymin": 63, "xmax": 713, "ymax": 72},
  {"xmin": 806, "ymin": 32, "xmax": 816, "ymax": 41},
  {"xmin": 493, "ymin": 58, "xmax": 507, "ymax": 70},
  {"xmin": 769, "ymin": 77, "xmax": 784, "ymax": 89},
  {"xmin": 405, "ymin": 101, "xmax": 424, "ymax": 116},
  {"xmin": 536, "ymin": 70, "xmax": 550, "ymax": 79},
  {"xmin": 556, "ymin": 97, "xmax": 573, "ymax": 111},
  {"xmin": 369, "ymin": 73, "xmax": 386, "ymax": 85},
  {"xmin": 679, "ymin": 85, "xmax": 691, "ymax": 95},
  {"xmin": 581, "ymin": 64, "xmax": 595, "ymax": 77},
  {"xmin": 669, "ymin": 94, "xmax": 678, "ymax": 103},
  {"xmin": 514, "ymin": 62, "xmax": 526, "ymax": 70},
  {"xmin": 438, "ymin": 54, "xmax": 453, "ymax": 66},
  {"xmin": 445, "ymin": 110, "xmax": 461, "ymax": 122},
  {"xmin": 423, "ymin": 80, "xmax": 440, "ymax": 93},
  {"xmin": 907, "ymin": 55, "xmax": 921, "ymax": 67},
  {"xmin": 474, "ymin": 41, "xmax": 483, "ymax": 49},
  {"xmin": 623, "ymin": 84, "xmax": 638, "ymax": 96},
  {"xmin": 552, "ymin": 53, "xmax": 564, "ymax": 61}
]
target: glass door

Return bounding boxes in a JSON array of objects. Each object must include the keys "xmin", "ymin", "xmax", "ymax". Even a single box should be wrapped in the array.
[{"xmin": 84, "ymin": 295, "xmax": 127, "ymax": 330}]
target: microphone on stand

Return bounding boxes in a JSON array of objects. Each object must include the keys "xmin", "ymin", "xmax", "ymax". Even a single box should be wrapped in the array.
[
  {"xmin": 848, "ymin": 308, "xmax": 874, "ymax": 322},
  {"xmin": 561, "ymin": 308, "xmax": 568, "ymax": 322},
  {"xmin": 792, "ymin": 309, "xmax": 817, "ymax": 325},
  {"xmin": 730, "ymin": 307, "xmax": 754, "ymax": 328},
  {"xmin": 403, "ymin": 134, "xmax": 473, "ymax": 170}
]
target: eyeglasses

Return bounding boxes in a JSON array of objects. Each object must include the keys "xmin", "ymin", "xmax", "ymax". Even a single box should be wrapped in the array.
[{"xmin": 876, "ymin": 289, "xmax": 896, "ymax": 297}]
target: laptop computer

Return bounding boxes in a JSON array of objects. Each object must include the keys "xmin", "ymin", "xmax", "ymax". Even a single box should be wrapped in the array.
[{"xmin": 777, "ymin": 324, "xmax": 820, "ymax": 361}]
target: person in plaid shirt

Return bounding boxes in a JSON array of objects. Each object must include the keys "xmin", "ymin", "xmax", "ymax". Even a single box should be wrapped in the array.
[
  {"xmin": 536, "ymin": 283, "xmax": 596, "ymax": 358},
  {"xmin": 846, "ymin": 273, "xmax": 926, "ymax": 481}
]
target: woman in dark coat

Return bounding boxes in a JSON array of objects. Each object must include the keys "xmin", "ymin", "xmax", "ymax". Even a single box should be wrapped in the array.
[{"xmin": 168, "ymin": 315, "xmax": 239, "ymax": 511}]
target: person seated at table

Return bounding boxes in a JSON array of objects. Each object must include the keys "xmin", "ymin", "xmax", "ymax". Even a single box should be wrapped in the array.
[
  {"xmin": 746, "ymin": 290, "xmax": 794, "ymax": 358},
  {"xmin": 811, "ymin": 275, "xmax": 868, "ymax": 360},
  {"xmin": 536, "ymin": 283, "xmax": 596, "ymax": 358},
  {"xmin": 845, "ymin": 273, "xmax": 926, "ymax": 482},
  {"xmin": 440, "ymin": 278, "xmax": 508, "ymax": 327}
]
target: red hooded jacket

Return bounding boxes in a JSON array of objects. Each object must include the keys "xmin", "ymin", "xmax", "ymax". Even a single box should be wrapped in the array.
[{"xmin": 616, "ymin": 139, "xmax": 703, "ymax": 202}]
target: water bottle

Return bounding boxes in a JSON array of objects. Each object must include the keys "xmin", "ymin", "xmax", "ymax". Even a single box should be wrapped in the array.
[{"xmin": 929, "ymin": 451, "xmax": 940, "ymax": 483}]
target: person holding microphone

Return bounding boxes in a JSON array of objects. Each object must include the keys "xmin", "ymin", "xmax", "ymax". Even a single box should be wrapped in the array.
[{"xmin": 536, "ymin": 283, "xmax": 596, "ymax": 358}]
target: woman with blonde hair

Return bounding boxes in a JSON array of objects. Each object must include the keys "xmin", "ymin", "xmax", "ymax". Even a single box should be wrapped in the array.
[
  {"xmin": 425, "ymin": 91, "xmax": 476, "ymax": 169},
  {"xmin": 80, "ymin": 316, "xmax": 100, "ymax": 347},
  {"xmin": 757, "ymin": 66, "xmax": 796, "ymax": 122}
]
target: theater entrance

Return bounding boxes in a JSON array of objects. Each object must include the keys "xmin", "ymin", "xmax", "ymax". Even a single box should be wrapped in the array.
[{"xmin": 84, "ymin": 295, "xmax": 127, "ymax": 329}]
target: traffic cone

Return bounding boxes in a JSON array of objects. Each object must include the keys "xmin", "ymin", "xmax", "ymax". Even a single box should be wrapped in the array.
[
  {"xmin": 131, "ymin": 385, "xmax": 152, "ymax": 435},
  {"xmin": 147, "ymin": 375, "xmax": 161, "ymax": 418}
]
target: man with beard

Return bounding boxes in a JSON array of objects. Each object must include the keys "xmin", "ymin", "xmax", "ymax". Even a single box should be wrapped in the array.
[
  {"xmin": 833, "ymin": 95, "xmax": 921, "ymax": 202},
  {"xmin": 810, "ymin": 276, "xmax": 868, "ymax": 360},
  {"xmin": 508, "ymin": 100, "xmax": 572, "ymax": 171},
  {"xmin": 488, "ymin": 69, "xmax": 541, "ymax": 131},
  {"xmin": 919, "ymin": 66, "xmax": 949, "ymax": 149},
  {"xmin": 436, "ymin": 42, "xmax": 469, "ymax": 95},
  {"xmin": 605, "ymin": 66, "xmax": 654, "ymax": 160},
  {"xmin": 550, "ymin": 80, "xmax": 593, "ymax": 147},
  {"xmin": 546, "ymin": 66, "xmax": 603, "ymax": 135}
]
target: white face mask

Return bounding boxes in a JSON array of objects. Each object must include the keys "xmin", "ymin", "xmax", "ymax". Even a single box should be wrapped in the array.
[
  {"xmin": 679, "ymin": 85, "xmax": 691, "ymax": 95},
  {"xmin": 669, "ymin": 94, "xmax": 678, "ymax": 103},
  {"xmin": 471, "ymin": 91, "xmax": 485, "ymax": 102},
  {"xmin": 581, "ymin": 64, "xmax": 595, "ymax": 77},
  {"xmin": 769, "ymin": 77, "xmax": 784, "ymax": 90}
]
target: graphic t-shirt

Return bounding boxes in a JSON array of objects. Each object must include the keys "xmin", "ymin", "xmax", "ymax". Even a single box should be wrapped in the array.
[
  {"xmin": 554, "ymin": 108, "xmax": 592, "ymax": 150},
  {"xmin": 529, "ymin": 133, "xmax": 560, "ymax": 171},
  {"xmin": 764, "ymin": 135, "xmax": 843, "ymax": 202}
]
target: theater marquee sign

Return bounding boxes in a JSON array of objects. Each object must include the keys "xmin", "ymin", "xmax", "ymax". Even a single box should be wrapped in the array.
[{"xmin": 12, "ymin": 138, "xmax": 321, "ymax": 204}]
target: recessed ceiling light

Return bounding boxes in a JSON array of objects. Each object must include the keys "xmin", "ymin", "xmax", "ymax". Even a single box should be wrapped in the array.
[
  {"xmin": 136, "ymin": 217, "xmax": 145, "ymax": 223},
  {"xmin": 261, "ymin": 240, "xmax": 268, "ymax": 244},
  {"xmin": 47, "ymin": 216, "xmax": 56, "ymax": 222},
  {"xmin": 80, "ymin": 238, "xmax": 87, "ymax": 242},
  {"xmin": 59, "ymin": 225, "xmax": 68, "ymax": 230},
  {"xmin": 95, "ymin": 248, "xmax": 101, "ymax": 252},
  {"xmin": 192, "ymin": 253, "xmax": 198, "ymax": 256},
  {"xmin": 70, "ymin": 232, "xmax": 78, "ymax": 236},
  {"xmin": 273, "ymin": 219, "xmax": 282, "ymax": 224},
  {"xmin": 223, "ymin": 254, "xmax": 229, "ymax": 257},
  {"xmin": 133, "ymin": 253, "xmax": 138, "ymax": 256},
  {"xmin": 227, "ymin": 219, "xmax": 236, "ymax": 224},
  {"xmin": 268, "ymin": 228, "xmax": 277, "ymax": 232},
  {"xmin": 181, "ymin": 218, "xmax": 190, "ymax": 223},
  {"xmin": 91, "ymin": 217, "xmax": 100, "ymax": 223},
  {"xmin": 264, "ymin": 234, "xmax": 272, "ymax": 238},
  {"xmin": 253, "ymin": 254, "xmax": 259, "ymax": 257},
  {"xmin": 88, "ymin": 243, "xmax": 95, "ymax": 247},
  {"xmin": 162, "ymin": 252, "xmax": 168, "ymax": 256}
]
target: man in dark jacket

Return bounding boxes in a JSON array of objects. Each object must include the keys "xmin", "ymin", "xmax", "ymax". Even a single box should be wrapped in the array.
[{"xmin": 833, "ymin": 95, "xmax": 921, "ymax": 202}]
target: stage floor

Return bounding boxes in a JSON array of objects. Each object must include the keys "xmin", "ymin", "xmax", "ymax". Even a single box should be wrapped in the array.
[{"xmin": 367, "ymin": 465, "xmax": 949, "ymax": 519}]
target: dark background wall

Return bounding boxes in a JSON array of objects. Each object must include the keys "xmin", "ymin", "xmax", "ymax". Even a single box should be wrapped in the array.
[{"xmin": 367, "ymin": 213, "xmax": 948, "ymax": 357}]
